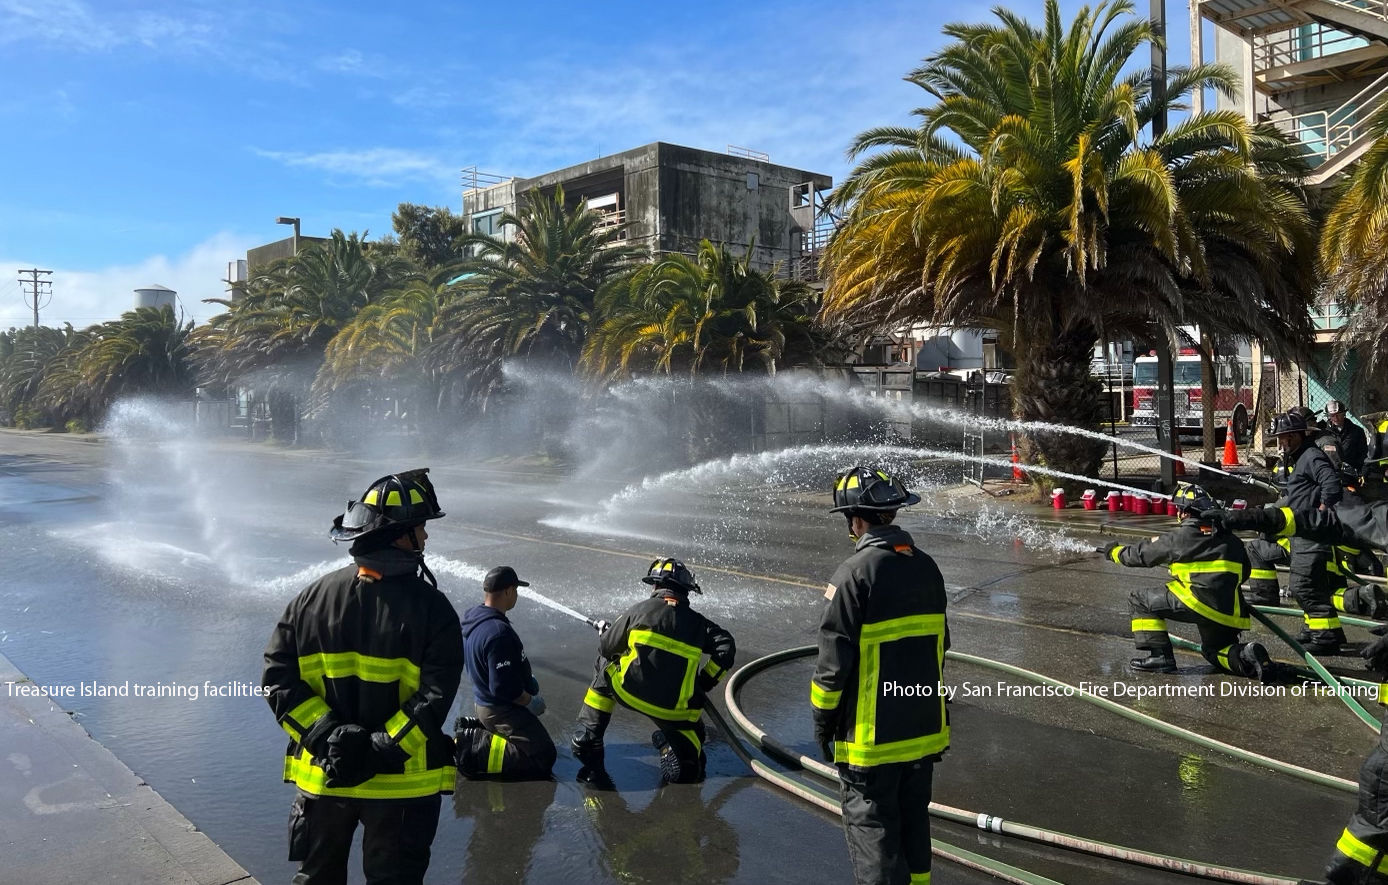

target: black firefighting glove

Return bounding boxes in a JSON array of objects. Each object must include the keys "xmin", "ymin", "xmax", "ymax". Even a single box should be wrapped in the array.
[
  {"xmin": 369, "ymin": 731, "xmax": 410, "ymax": 773},
  {"xmin": 1201, "ymin": 507, "xmax": 1282, "ymax": 535},
  {"xmin": 1362, "ymin": 635, "xmax": 1388, "ymax": 676},
  {"xmin": 811, "ymin": 707, "xmax": 839, "ymax": 763},
  {"xmin": 322, "ymin": 724, "xmax": 374, "ymax": 787},
  {"xmin": 1095, "ymin": 541, "xmax": 1122, "ymax": 559},
  {"xmin": 299, "ymin": 711, "xmax": 343, "ymax": 759}
]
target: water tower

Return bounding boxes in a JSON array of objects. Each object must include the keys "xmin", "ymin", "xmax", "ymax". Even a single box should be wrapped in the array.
[{"xmin": 134, "ymin": 284, "xmax": 177, "ymax": 310}]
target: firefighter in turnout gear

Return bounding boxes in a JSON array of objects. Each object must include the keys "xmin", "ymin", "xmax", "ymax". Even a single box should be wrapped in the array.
[
  {"xmin": 1244, "ymin": 518, "xmax": 1290, "ymax": 607},
  {"xmin": 1212, "ymin": 500, "xmax": 1388, "ymax": 883},
  {"xmin": 1272, "ymin": 409, "xmax": 1348, "ymax": 654},
  {"xmin": 570, "ymin": 558, "xmax": 735, "ymax": 784},
  {"xmin": 455, "ymin": 566, "xmax": 558, "ymax": 781},
  {"xmin": 1328, "ymin": 400, "xmax": 1369, "ymax": 478},
  {"xmin": 813, "ymin": 465, "xmax": 948, "ymax": 885},
  {"xmin": 263, "ymin": 469, "xmax": 462, "ymax": 885},
  {"xmin": 1098, "ymin": 483, "xmax": 1274, "ymax": 681}
]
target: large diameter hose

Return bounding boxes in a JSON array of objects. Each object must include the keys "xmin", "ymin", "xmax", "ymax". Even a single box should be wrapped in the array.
[
  {"xmin": 701, "ymin": 704, "xmax": 1066, "ymax": 885},
  {"xmin": 1249, "ymin": 608, "xmax": 1381, "ymax": 731},
  {"xmin": 723, "ymin": 646, "xmax": 1338, "ymax": 885}
]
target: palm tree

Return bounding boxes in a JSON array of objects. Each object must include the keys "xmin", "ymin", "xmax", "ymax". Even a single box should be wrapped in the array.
[
  {"xmin": 41, "ymin": 305, "xmax": 196, "ymax": 421},
  {"xmin": 823, "ymin": 0, "xmax": 1314, "ymax": 476},
  {"xmin": 1322, "ymin": 106, "xmax": 1388, "ymax": 384},
  {"xmin": 426, "ymin": 186, "xmax": 646, "ymax": 408},
  {"xmin": 583, "ymin": 240, "xmax": 821, "ymax": 380},
  {"xmin": 194, "ymin": 230, "xmax": 416, "ymax": 440},
  {"xmin": 0, "ymin": 324, "xmax": 93, "ymax": 428}
]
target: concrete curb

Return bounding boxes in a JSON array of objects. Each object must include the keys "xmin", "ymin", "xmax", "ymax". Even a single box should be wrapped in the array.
[{"xmin": 0, "ymin": 651, "xmax": 258, "ymax": 885}]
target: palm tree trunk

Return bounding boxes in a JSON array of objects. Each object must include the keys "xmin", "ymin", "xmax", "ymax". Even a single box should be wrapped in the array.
[
  {"xmin": 1200, "ymin": 335, "xmax": 1218, "ymax": 463},
  {"xmin": 1013, "ymin": 331, "xmax": 1110, "ymax": 479}
]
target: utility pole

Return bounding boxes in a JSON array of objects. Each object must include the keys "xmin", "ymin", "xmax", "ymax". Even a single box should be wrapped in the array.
[
  {"xmin": 18, "ymin": 268, "xmax": 53, "ymax": 329},
  {"xmin": 1151, "ymin": 0, "xmax": 1179, "ymax": 490}
]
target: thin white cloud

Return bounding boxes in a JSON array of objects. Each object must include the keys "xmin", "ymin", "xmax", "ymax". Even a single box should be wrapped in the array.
[
  {"xmin": 316, "ymin": 49, "xmax": 390, "ymax": 78},
  {"xmin": 252, "ymin": 147, "xmax": 457, "ymax": 187},
  {"xmin": 0, "ymin": 0, "xmax": 214, "ymax": 51},
  {"xmin": 0, "ymin": 232, "xmax": 258, "ymax": 330}
]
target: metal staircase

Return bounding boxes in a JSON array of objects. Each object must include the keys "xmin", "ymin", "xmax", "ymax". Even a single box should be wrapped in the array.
[{"xmin": 1200, "ymin": 0, "xmax": 1388, "ymax": 181}]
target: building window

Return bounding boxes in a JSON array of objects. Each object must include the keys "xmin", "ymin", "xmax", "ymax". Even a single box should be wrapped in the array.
[
  {"xmin": 747, "ymin": 172, "xmax": 759, "ymax": 191},
  {"xmin": 473, "ymin": 210, "xmax": 502, "ymax": 237}
]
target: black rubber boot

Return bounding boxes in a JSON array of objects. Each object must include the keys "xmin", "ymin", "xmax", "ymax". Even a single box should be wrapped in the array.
[
  {"xmin": 1303, "ymin": 638, "xmax": 1343, "ymax": 656},
  {"xmin": 652, "ymin": 731, "xmax": 685, "ymax": 783},
  {"xmin": 570, "ymin": 728, "xmax": 605, "ymax": 768},
  {"xmin": 1130, "ymin": 651, "xmax": 1177, "ymax": 673},
  {"xmin": 1240, "ymin": 642, "xmax": 1275, "ymax": 684}
]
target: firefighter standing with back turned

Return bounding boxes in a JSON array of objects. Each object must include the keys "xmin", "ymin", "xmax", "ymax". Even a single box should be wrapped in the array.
[
  {"xmin": 812, "ymin": 465, "xmax": 949, "ymax": 885},
  {"xmin": 570, "ymin": 558, "xmax": 735, "ymax": 784},
  {"xmin": 263, "ymin": 469, "xmax": 462, "ymax": 885},
  {"xmin": 1097, "ymin": 482, "xmax": 1273, "ymax": 680}
]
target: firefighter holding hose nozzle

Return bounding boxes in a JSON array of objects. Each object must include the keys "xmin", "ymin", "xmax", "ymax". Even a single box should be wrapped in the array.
[
  {"xmin": 1214, "ymin": 500, "xmax": 1388, "ymax": 883},
  {"xmin": 1096, "ymin": 482, "xmax": 1275, "ymax": 681}
]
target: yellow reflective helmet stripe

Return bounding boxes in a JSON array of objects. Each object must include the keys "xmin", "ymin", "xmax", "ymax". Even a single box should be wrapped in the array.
[
  {"xmin": 363, "ymin": 489, "xmax": 379, "ymax": 505},
  {"xmin": 385, "ymin": 490, "xmax": 402, "ymax": 507},
  {"xmin": 847, "ymin": 474, "xmax": 860, "ymax": 489},
  {"xmin": 409, "ymin": 488, "xmax": 424, "ymax": 505}
]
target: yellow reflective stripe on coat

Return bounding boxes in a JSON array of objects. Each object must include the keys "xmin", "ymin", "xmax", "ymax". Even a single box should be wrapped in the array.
[
  {"xmin": 1109, "ymin": 546, "xmax": 1124, "ymax": 564},
  {"xmin": 1166, "ymin": 561, "xmax": 1250, "ymax": 628},
  {"xmin": 283, "ymin": 749, "xmax": 454, "ymax": 799},
  {"xmin": 583, "ymin": 688, "xmax": 615, "ymax": 713},
  {"xmin": 910, "ymin": 873, "xmax": 931, "ymax": 884},
  {"xmin": 383, "ymin": 709, "xmax": 428, "ymax": 773},
  {"xmin": 604, "ymin": 662, "xmax": 702, "ymax": 721},
  {"xmin": 487, "ymin": 734, "xmax": 507, "ymax": 775},
  {"xmin": 610, "ymin": 629, "xmax": 702, "ymax": 721},
  {"xmin": 1131, "ymin": 619, "xmax": 1167, "ymax": 633},
  {"xmin": 1215, "ymin": 646, "xmax": 1232, "ymax": 670},
  {"xmin": 1335, "ymin": 828, "xmax": 1388, "ymax": 872},
  {"xmin": 811, "ymin": 681, "xmax": 842, "ymax": 711},
  {"xmin": 1304, "ymin": 616, "xmax": 1342, "ymax": 630},
  {"xmin": 702, "ymin": 660, "xmax": 725, "ymax": 681},
  {"xmin": 678, "ymin": 728, "xmax": 702, "ymax": 757},
  {"xmin": 1248, "ymin": 569, "xmax": 1277, "ymax": 581},
  {"xmin": 1278, "ymin": 507, "xmax": 1297, "ymax": 539},
  {"xmin": 280, "ymin": 695, "xmax": 331, "ymax": 740},
  {"xmin": 297, "ymin": 652, "xmax": 420, "ymax": 702},
  {"xmin": 835, "ymin": 614, "xmax": 948, "ymax": 767}
]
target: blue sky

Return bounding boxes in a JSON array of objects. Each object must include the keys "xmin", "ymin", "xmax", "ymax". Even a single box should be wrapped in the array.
[{"xmin": 0, "ymin": 0, "xmax": 1196, "ymax": 327}]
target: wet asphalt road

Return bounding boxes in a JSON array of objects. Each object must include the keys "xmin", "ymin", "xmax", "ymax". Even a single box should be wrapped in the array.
[{"xmin": 0, "ymin": 427, "xmax": 1374, "ymax": 884}]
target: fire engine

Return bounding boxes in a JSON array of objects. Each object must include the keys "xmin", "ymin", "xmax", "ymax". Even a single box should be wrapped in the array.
[{"xmin": 1130, "ymin": 349, "xmax": 1257, "ymax": 443}]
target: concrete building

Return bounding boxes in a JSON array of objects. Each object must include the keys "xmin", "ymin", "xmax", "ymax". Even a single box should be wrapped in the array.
[
  {"xmin": 460, "ymin": 142, "xmax": 834, "ymax": 281},
  {"xmin": 1197, "ymin": 0, "xmax": 1388, "ymax": 417}
]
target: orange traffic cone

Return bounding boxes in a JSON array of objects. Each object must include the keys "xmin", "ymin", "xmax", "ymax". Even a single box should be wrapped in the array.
[
  {"xmin": 1222, "ymin": 419, "xmax": 1240, "ymax": 469},
  {"xmin": 1011, "ymin": 434, "xmax": 1024, "ymax": 483},
  {"xmin": 1172, "ymin": 432, "xmax": 1185, "ymax": 477}
]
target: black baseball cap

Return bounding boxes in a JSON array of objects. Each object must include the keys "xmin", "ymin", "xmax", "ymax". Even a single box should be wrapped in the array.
[{"xmin": 482, "ymin": 566, "xmax": 529, "ymax": 593}]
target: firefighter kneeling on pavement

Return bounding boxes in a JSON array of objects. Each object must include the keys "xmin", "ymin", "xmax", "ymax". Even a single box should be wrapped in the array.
[
  {"xmin": 812, "ymin": 465, "xmax": 948, "ymax": 885},
  {"xmin": 455, "ymin": 565, "xmax": 557, "ymax": 780},
  {"xmin": 1216, "ymin": 500, "xmax": 1388, "ymax": 883},
  {"xmin": 1098, "ymin": 482, "xmax": 1275, "ymax": 681},
  {"xmin": 263, "ymin": 469, "xmax": 462, "ymax": 885},
  {"xmin": 570, "ymin": 558, "xmax": 735, "ymax": 784}
]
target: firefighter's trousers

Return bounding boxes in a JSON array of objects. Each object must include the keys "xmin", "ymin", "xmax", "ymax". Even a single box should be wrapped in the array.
[
  {"xmin": 456, "ymin": 703, "xmax": 556, "ymax": 781},
  {"xmin": 838, "ymin": 758, "xmax": 934, "ymax": 885},
  {"xmin": 1327, "ymin": 745, "xmax": 1388, "ymax": 884},
  {"xmin": 288, "ymin": 793, "xmax": 441, "ymax": 885},
  {"xmin": 1129, "ymin": 587, "xmax": 1261, "ymax": 677},
  {"xmin": 1290, "ymin": 542, "xmax": 1347, "ymax": 645},
  {"xmin": 575, "ymin": 656, "xmax": 706, "ymax": 783},
  {"xmin": 1245, "ymin": 538, "xmax": 1288, "ymax": 606}
]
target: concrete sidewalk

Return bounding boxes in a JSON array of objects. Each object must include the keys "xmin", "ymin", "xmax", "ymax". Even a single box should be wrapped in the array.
[{"xmin": 0, "ymin": 652, "xmax": 257, "ymax": 885}]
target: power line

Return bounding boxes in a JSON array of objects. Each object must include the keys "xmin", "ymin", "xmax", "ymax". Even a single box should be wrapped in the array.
[{"xmin": 17, "ymin": 268, "xmax": 53, "ymax": 329}]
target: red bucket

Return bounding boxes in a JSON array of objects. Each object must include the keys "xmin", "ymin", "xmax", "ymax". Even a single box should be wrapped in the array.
[
  {"xmin": 1166, "ymin": 499, "xmax": 1179, "ymax": 517},
  {"xmin": 1106, "ymin": 491, "xmax": 1122, "ymax": 511},
  {"xmin": 1132, "ymin": 495, "xmax": 1152, "ymax": 515},
  {"xmin": 1122, "ymin": 492, "xmax": 1136, "ymax": 511},
  {"xmin": 1051, "ymin": 488, "xmax": 1067, "ymax": 510},
  {"xmin": 1082, "ymin": 490, "xmax": 1097, "ymax": 511}
]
